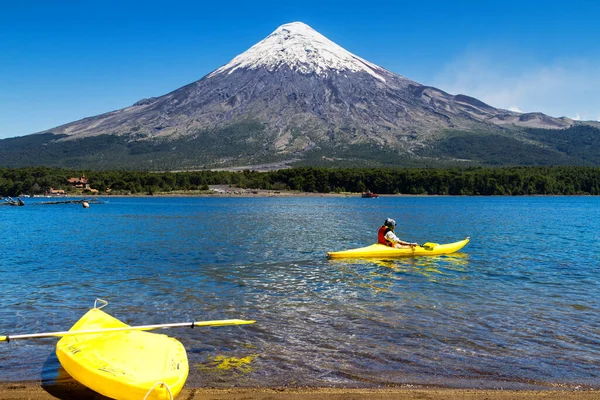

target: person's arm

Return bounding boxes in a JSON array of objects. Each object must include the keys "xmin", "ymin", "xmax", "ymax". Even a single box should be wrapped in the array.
[
  {"xmin": 386, "ymin": 231, "xmax": 417, "ymax": 247},
  {"xmin": 398, "ymin": 239, "xmax": 418, "ymax": 247}
]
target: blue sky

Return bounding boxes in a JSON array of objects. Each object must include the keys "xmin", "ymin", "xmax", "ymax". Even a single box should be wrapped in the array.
[{"xmin": 1, "ymin": 0, "xmax": 599, "ymax": 139}]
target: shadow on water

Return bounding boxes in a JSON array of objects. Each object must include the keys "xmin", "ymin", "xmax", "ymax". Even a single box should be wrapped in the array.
[{"xmin": 41, "ymin": 352, "xmax": 109, "ymax": 400}]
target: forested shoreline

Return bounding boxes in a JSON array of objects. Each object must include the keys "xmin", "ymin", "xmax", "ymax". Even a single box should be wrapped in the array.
[{"xmin": 1, "ymin": 166, "xmax": 600, "ymax": 196}]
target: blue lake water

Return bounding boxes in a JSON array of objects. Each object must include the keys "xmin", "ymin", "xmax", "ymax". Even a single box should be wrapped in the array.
[{"xmin": 0, "ymin": 195, "xmax": 599, "ymax": 389}]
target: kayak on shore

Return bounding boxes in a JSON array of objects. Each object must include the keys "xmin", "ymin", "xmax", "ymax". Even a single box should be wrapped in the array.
[
  {"xmin": 53, "ymin": 300, "xmax": 255, "ymax": 400},
  {"xmin": 327, "ymin": 237, "xmax": 470, "ymax": 259},
  {"xmin": 0, "ymin": 299, "xmax": 254, "ymax": 400},
  {"xmin": 56, "ymin": 301, "xmax": 190, "ymax": 400}
]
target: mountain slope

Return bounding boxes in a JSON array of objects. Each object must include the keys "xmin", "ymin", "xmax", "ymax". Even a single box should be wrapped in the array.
[{"xmin": 1, "ymin": 21, "xmax": 594, "ymax": 170}]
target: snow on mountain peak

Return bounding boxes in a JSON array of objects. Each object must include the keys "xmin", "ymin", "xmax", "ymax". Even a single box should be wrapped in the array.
[{"xmin": 209, "ymin": 22, "xmax": 387, "ymax": 81}]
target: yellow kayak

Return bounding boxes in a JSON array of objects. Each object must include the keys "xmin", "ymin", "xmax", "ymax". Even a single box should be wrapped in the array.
[
  {"xmin": 328, "ymin": 237, "xmax": 470, "ymax": 259},
  {"xmin": 56, "ymin": 304, "xmax": 189, "ymax": 400}
]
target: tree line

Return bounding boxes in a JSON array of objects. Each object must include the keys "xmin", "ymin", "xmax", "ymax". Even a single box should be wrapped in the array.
[{"xmin": 1, "ymin": 166, "xmax": 600, "ymax": 197}]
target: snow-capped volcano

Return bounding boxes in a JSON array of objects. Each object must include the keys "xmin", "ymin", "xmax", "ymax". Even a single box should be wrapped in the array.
[
  {"xmin": 26, "ymin": 21, "xmax": 577, "ymax": 169},
  {"xmin": 209, "ymin": 22, "xmax": 388, "ymax": 82}
]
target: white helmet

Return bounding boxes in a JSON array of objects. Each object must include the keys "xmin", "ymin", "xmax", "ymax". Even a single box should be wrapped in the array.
[{"xmin": 384, "ymin": 218, "xmax": 396, "ymax": 230}]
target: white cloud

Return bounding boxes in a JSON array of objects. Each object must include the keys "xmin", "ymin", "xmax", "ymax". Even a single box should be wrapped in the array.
[
  {"xmin": 508, "ymin": 106, "xmax": 522, "ymax": 113},
  {"xmin": 430, "ymin": 50, "xmax": 600, "ymax": 121},
  {"xmin": 572, "ymin": 114, "xmax": 581, "ymax": 121}
]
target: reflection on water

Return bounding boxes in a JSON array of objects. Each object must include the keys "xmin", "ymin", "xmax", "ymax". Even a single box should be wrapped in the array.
[
  {"xmin": 331, "ymin": 252, "xmax": 471, "ymax": 291},
  {"xmin": 1, "ymin": 196, "xmax": 599, "ymax": 389},
  {"xmin": 383, "ymin": 253, "xmax": 471, "ymax": 283}
]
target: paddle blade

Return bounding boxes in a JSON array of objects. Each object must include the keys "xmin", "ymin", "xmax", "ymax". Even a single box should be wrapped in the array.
[
  {"xmin": 421, "ymin": 242, "xmax": 439, "ymax": 250},
  {"xmin": 192, "ymin": 319, "xmax": 255, "ymax": 327},
  {"xmin": 0, "ymin": 336, "xmax": 7, "ymax": 342}
]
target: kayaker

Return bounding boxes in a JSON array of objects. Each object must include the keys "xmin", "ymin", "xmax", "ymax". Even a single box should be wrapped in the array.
[{"xmin": 378, "ymin": 218, "xmax": 418, "ymax": 249}]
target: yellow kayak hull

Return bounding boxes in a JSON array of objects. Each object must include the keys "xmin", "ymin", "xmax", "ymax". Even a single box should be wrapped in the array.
[
  {"xmin": 328, "ymin": 237, "xmax": 470, "ymax": 259},
  {"xmin": 56, "ymin": 308, "xmax": 189, "ymax": 400}
]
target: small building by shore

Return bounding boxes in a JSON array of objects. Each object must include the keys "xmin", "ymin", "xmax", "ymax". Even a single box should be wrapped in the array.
[{"xmin": 46, "ymin": 188, "xmax": 66, "ymax": 196}]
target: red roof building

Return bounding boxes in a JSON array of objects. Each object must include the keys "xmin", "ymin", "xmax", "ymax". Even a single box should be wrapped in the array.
[{"xmin": 67, "ymin": 174, "xmax": 89, "ymax": 188}]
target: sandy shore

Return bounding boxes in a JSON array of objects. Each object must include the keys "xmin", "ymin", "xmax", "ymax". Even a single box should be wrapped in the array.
[{"xmin": 1, "ymin": 383, "xmax": 598, "ymax": 400}]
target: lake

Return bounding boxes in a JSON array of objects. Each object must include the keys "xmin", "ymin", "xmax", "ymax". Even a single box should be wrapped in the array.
[{"xmin": 0, "ymin": 195, "xmax": 599, "ymax": 389}]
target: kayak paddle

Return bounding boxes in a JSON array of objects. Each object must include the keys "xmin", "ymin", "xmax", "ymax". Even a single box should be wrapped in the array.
[{"xmin": 0, "ymin": 319, "xmax": 255, "ymax": 342}]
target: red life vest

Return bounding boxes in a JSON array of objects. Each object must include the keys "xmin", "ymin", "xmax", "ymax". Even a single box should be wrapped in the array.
[{"xmin": 378, "ymin": 226, "xmax": 393, "ymax": 247}]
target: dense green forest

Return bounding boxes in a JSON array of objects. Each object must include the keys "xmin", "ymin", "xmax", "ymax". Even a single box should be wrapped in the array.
[
  {"xmin": 2, "ymin": 125, "xmax": 600, "ymax": 170},
  {"xmin": 1, "ymin": 166, "xmax": 599, "ymax": 197}
]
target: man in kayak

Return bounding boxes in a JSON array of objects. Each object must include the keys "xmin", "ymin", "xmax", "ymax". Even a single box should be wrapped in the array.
[{"xmin": 378, "ymin": 218, "xmax": 418, "ymax": 249}]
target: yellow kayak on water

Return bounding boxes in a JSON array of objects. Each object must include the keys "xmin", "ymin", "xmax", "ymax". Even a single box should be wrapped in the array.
[
  {"xmin": 56, "ymin": 302, "xmax": 189, "ymax": 400},
  {"xmin": 327, "ymin": 237, "xmax": 470, "ymax": 259}
]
